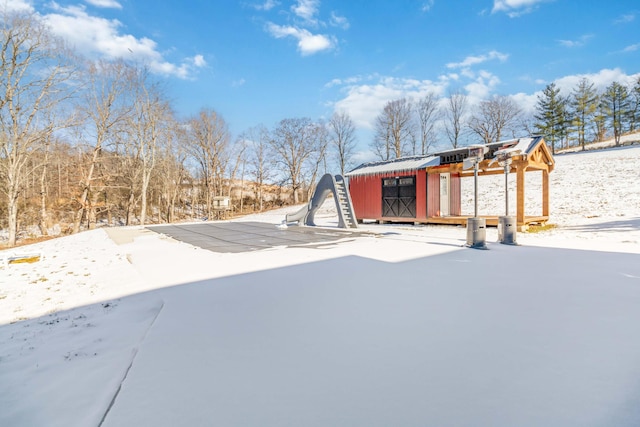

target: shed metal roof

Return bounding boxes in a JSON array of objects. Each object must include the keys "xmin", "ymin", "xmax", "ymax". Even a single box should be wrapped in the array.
[
  {"xmin": 346, "ymin": 136, "xmax": 549, "ymax": 177},
  {"xmin": 346, "ymin": 155, "xmax": 440, "ymax": 177}
]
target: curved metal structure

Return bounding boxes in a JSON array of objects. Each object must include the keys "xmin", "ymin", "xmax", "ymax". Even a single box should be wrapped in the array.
[{"xmin": 285, "ymin": 174, "xmax": 358, "ymax": 229}]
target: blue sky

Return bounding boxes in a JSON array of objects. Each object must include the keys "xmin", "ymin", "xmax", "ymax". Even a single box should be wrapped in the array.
[{"xmin": 8, "ymin": 0, "xmax": 640, "ymax": 152}]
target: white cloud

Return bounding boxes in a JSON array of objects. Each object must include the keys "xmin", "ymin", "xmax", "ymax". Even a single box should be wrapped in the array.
[
  {"xmin": 510, "ymin": 92, "xmax": 538, "ymax": 114},
  {"xmin": 513, "ymin": 69, "xmax": 640, "ymax": 115},
  {"xmin": 623, "ymin": 43, "xmax": 640, "ymax": 53},
  {"xmin": 558, "ymin": 34, "xmax": 593, "ymax": 48},
  {"xmin": 267, "ymin": 23, "xmax": 334, "ymax": 55},
  {"xmin": 492, "ymin": 0, "xmax": 551, "ymax": 17},
  {"xmin": 42, "ymin": 4, "xmax": 202, "ymax": 79},
  {"xmin": 192, "ymin": 54, "xmax": 206, "ymax": 67},
  {"xmin": 324, "ymin": 75, "xmax": 365, "ymax": 88},
  {"xmin": 331, "ymin": 76, "xmax": 448, "ymax": 129},
  {"xmin": 446, "ymin": 50, "xmax": 509, "ymax": 69},
  {"xmin": 85, "ymin": 0, "xmax": 122, "ymax": 9},
  {"xmin": 264, "ymin": 1, "xmax": 347, "ymax": 54},
  {"xmin": 422, "ymin": 0, "xmax": 435, "ymax": 12},
  {"xmin": 292, "ymin": 0, "xmax": 319, "ymax": 23},
  {"xmin": 232, "ymin": 78, "xmax": 246, "ymax": 87},
  {"xmin": 553, "ymin": 68, "xmax": 640, "ymax": 94},
  {"xmin": 464, "ymin": 71, "xmax": 501, "ymax": 102},
  {"xmin": 3, "ymin": 0, "xmax": 34, "ymax": 12},
  {"xmin": 252, "ymin": 0, "xmax": 279, "ymax": 11},
  {"xmin": 614, "ymin": 12, "xmax": 635, "ymax": 24},
  {"xmin": 330, "ymin": 11, "xmax": 349, "ymax": 29}
]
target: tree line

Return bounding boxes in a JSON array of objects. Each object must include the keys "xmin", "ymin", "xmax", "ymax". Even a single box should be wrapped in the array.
[
  {"xmin": 0, "ymin": 12, "xmax": 359, "ymax": 246},
  {"xmin": 1, "ymin": 10, "xmax": 638, "ymax": 247},
  {"xmin": 371, "ymin": 78, "xmax": 640, "ymax": 160}
]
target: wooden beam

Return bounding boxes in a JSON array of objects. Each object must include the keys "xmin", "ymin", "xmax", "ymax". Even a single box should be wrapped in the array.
[
  {"xmin": 460, "ymin": 168, "xmax": 513, "ymax": 178},
  {"xmin": 525, "ymin": 159, "xmax": 550, "ymax": 172},
  {"xmin": 516, "ymin": 165, "xmax": 525, "ymax": 226},
  {"xmin": 427, "ymin": 164, "xmax": 463, "ymax": 174},
  {"xmin": 542, "ymin": 169, "xmax": 549, "ymax": 217}
]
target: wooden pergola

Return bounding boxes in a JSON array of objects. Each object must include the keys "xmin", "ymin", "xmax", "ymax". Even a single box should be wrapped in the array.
[{"xmin": 423, "ymin": 136, "xmax": 555, "ymax": 230}]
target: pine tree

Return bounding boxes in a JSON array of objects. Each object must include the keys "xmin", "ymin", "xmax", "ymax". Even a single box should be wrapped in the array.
[
  {"xmin": 592, "ymin": 94, "xmax": 608, "ymax": 142},
  {"xmin": 628, "ymin": 76, "xmax": 640, "ymax": 133},
  {"xmin": 570, "ymin": 78, "xmax": 598, "ymax": 150},
  {"xmin": 602, "ymin": 81, "xmax": 630, "ymax": 146},
  {"xmin": 535, "ymin": 83, "xmax": 568, "ymax": 154}
]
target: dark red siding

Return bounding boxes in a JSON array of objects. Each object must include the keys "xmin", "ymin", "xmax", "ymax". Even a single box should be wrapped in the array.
[
  {"xmin": 349, "ymin": 175, "xmax": 382, "ymax": 219},
  {"xmin": 350, "ymin": 170, "xmax": 429, "ymax": 221},
  {"xmin": 349, "ymin": 168, "xmax": 461, "ymax": 222}
]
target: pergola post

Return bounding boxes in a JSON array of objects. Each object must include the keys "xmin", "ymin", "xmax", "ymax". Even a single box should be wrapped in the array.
[
  {"xmin": 516, "ymin": 165, "xmax": 525, "ymax": 229},
  {"xmin": 542, "ymin": 169, "xmax": 549, "ymax": 218}
]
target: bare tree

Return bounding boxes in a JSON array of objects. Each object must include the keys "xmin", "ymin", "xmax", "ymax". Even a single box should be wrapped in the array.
[
  {"xmin": 328, "ymin": 111, "xmax": 356, "ymax": 176},
  {"xmin": 443, "ymin": 89, "xmax": 468, "ymax": 148},
  {"xmin": 305, "ymin": 121, "xmax": 329, "ymax": 200},
  {"xmin": 187, "ymin": 108, "xmax": 230, "ymax": 218},
  {"xmin": 415, "ymin": 92, "xmax": 441, "ymax": 154},
  {"xmin": 372, "ymin": 98, "xmax": 415, "ymax": 160},
  {"xmin": 469, "ymin": 95, "xmax": 522, "ymax": 144},
  {"xmin": 518, "ymin": 111, "xmax": 537, "ymax": 136},
  {"xmin": 156, "ymin": 122, "xmax": 190, "ymax": 222},
  {"xmin": 243, "ymin": 125, "xmax": 273, "ymax": 212},
  {"xmin": 73, "ymin": 60, "xmax": 135, "ymax": 232},
  {"xmin": 269, "ymin": 117, "xmax": 319, "ymax": 204},
  {"xmin": 0, "ymin": 11, "xmax": 76, "ymax": 246},
  {"xmin": 127, "ymin": 69, "xmax": 170, "ymax": 225},
  {"xmin": 226, "ymin": 137, "xmax": 247, "ymax": 202}
]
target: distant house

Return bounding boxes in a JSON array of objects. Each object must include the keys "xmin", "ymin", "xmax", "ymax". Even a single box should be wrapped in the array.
[{"xmin": 346, "ymin": 136, "xmax": 555, "ymax": 230}]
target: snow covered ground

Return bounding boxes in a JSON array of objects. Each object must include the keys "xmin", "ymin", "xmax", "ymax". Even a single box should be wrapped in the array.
[{"xmin": 1, "ymin": 144, "xmax": 639, "ymax": 426}]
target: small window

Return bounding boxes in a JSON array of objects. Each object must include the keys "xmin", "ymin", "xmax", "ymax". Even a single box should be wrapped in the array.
[
  {"xmin": 383, "ymin": 178, "xmax": 396, "ymax": 186},
  {"xmin": 399, "ymin": 177, "xmax": 414, "ymax": 186}
]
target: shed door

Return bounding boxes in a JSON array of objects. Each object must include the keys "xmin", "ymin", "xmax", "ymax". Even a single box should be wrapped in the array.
[
  {"xmin": 382, "ymin": 176, "xmax": 416, "ymax": 218},
  {"xmin": 440, "ymin": 173, "xmax": 450, "ymax": 216}
]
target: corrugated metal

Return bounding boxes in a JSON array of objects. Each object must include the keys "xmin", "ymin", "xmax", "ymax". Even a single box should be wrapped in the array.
[{"xmin": 347, "ymin": 155, "xmax": 439, "ymax": 177}]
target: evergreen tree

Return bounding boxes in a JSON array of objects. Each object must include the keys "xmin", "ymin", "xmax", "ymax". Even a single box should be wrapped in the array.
[
  {"xmin": 535, "ymin": 83, "xmax": 568, "ymax": 154},
  {"xmin": 592, "ymin": 94, "xmax": 608, "ymax": 142},
  {"xmin": 570, "ymin": 78, "xmax": 598, "ymax": 150},
  {"xmin": 602, "ymin": 81, "xmax": 630, "ymax": 146},
  {"xmin": 628, "ymin": 76, "xmax": 640, "ymax": 133}
]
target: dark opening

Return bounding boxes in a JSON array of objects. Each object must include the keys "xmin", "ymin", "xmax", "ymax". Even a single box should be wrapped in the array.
[{"xmin": 382, "ymin": 176, "xmax": 416, "ymax": 218}]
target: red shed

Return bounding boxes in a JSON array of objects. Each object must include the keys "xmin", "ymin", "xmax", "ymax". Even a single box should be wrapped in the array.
[{"xmin": 346, "ymin": 155, "xmax": 462, "ymax": 223}]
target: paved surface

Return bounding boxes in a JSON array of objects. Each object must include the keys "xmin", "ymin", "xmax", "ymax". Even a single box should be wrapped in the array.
[
  {"xmin": 146, "ymin": 221, "xmax": 367, "ymax": 253},
  {"xmin": 105, "ymin": 227, "xmax": 157, "ymax": 245}
]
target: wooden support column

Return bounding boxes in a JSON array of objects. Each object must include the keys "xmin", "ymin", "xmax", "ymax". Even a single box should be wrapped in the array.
[
  {"xmin": 516, "ymin": 165, "xmax": 525, "ymax": 228},
  {"xmin": 542, "ymin": 169, "xmax": 549, "ymax": 217}
]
